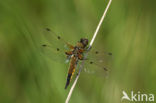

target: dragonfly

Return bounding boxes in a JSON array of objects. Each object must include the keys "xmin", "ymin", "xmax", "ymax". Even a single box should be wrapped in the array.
[{"xmin": 41, "ymin": 28, "xmax": 112, "ymax": 89}]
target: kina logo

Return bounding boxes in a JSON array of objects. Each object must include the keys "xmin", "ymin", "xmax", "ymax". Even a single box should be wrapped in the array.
[{"xmin": 121, "ymin": 91, "xmax": 154, "ymax": 102}]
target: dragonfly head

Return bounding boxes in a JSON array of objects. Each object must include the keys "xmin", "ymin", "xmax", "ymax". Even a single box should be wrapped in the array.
[{"xmin": 80, "ymin": 38, "xmax": 88, "ymax": 48}]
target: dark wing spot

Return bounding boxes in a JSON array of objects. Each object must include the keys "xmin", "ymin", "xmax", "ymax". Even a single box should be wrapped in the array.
[
  {"xmin": 90, "ymin": 61, "xmax": 93, "ymax": 64},
  {"xmin": 57, "ymin": 36, "xmax": 61, "ymax": 40},
  {"xmin": 103, "ymin": 67, "xmax": 108, "ymax": 71},
  {"xmin": 95, "ymin": 51, "xmax": 99, "ymax": 54},
  {"xmin": 56, "ymin": 48, "xmax": 60, "ymax": 51},
  {"xmin": 46, "ymin": 28, "xmax": 51, "ymax": 31},
  {"xmin": 42, "ymin": 44, "xmax": 47, "ymax": 47},
  {"xmin": 108, "ymin": 52, "xmax": 112, "ymax": 55}
]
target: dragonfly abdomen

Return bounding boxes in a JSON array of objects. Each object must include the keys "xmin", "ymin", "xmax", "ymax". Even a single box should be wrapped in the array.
[{"xmin": 65, "ymin": 56, "xmax": 77, "ymax": 89}]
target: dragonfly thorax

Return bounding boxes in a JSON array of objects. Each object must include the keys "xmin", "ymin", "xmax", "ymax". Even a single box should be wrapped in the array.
[
  {"xmin": 72, "ymin": 46, "xmax": 81, "ymax": 55},
  {"xmin": 76, "ymin": 38, "xmax": 88, "ymax": 48}
]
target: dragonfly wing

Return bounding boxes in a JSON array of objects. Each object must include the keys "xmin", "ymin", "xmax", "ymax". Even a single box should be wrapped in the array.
[
  {"xmin": 41, "ymin": 28, "xmax": 73, "ymax": 63},
  {"xmin": 41, "ymin": 44, "xmax": 69, "ymax": 63},
  {"xmin": 80, "ymin": 48, "xmax": 113, "ymax": 77}
]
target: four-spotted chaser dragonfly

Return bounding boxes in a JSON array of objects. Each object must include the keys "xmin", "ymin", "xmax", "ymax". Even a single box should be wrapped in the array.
[{"xmin": 41, "ymin": 28, "xmax": 112, "ymax": 89}]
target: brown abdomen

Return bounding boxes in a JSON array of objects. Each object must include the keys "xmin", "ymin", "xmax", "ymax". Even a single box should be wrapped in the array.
[{"xmin": 65, "ymin": 56, "xmax": 77, "ymax": 89}]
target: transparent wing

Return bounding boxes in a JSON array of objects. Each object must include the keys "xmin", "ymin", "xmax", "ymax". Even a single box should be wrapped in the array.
[
  {"xmin": 80, "ymin": 47, "xmax": 113, "ymax": 77},
  {"xmin": 41, "ymin": 28, "xmax": 74, "ymax": 63}
]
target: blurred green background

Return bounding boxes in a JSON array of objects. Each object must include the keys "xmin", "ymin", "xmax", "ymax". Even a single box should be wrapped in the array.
[{"xmin": 0, "ymin": 0, "xmax": 156, "ymax": 103}]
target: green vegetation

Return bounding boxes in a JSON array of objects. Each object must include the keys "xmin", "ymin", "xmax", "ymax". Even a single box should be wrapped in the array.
[{"xmin": 0, "ymin": 0, "xmax": 155, "ymax": 103}]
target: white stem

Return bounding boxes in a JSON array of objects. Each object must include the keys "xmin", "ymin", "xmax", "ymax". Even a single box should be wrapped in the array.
[
  {"xmin": 65, "ymin": 73, "xmax": 79, "ymax": 103},
  {"xmin": 89, "ymin": 0, "xmax": 112, "ymax": 47},
  {"xmin": 65, "ymin": 0, "xmax": 112, "ymax": 103}
]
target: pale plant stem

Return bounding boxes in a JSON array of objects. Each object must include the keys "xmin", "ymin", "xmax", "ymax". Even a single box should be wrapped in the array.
[
  {"xmin": 89, "ymin": 0, "xmax": 112, "ymax": 47},
  {"xmin": 65, "ymin": 0, "xmax": 112, "ymax": 103}
]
